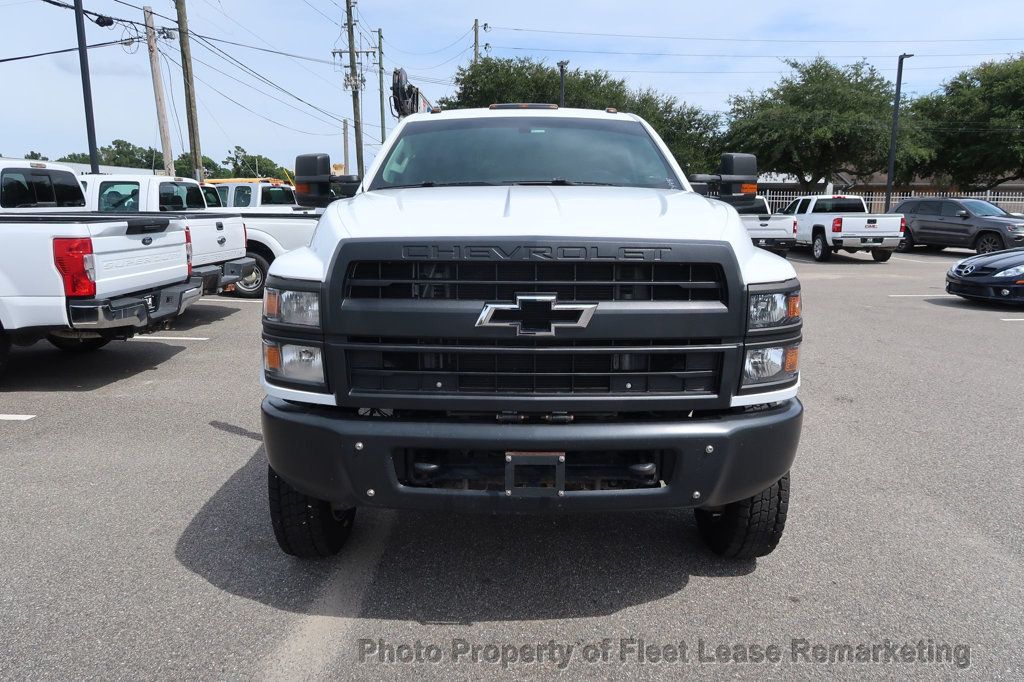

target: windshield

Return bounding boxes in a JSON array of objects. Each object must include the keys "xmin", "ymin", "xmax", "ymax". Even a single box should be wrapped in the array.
[
  {"xmin": 368, "ymin": 116, "xmax": 680, "ymax": 190},
  {"xmin": 159, "ymin": 182, "xmax": 205, "ymax": 210},
  {"xmin": 960, "ymin": 199, "xmax": 1008, "ymax": 217},
  {"xmin": 202, "ymin": 186, "xmax": 223, "ymax": 207},
  {"xmin": 261, "ymin": 186, "xmax": 296, "ymax": 205}
]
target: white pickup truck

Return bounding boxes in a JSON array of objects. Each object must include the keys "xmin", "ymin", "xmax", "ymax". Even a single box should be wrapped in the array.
[
  {"xmin": 207, "ymin": 180, "xmax": 307, "ymax": 214},
  {"xmin": 81, "ymin": 174, "xmax": 254, "ymax": 294},
  {"xmin": 737, "ymin": 196, "xmax": 795, "ymax": 256},
  {"xmin": 785, "ymin": 194, "xmax": 905, "ymax": 262},
  {"xmin": 260, "ymin": 106, "xmax": 804, "ymax": 563},
  {"xmin": 0, "ymin": 210, "xmax": 201, "ymax": 372}
]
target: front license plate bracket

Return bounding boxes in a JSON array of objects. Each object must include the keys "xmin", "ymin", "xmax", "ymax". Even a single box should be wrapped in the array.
[{"xmin": 504, "ymin": 451, "xmax": 565, "ymax": 497}]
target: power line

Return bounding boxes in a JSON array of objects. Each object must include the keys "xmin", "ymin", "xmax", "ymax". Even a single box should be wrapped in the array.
[
  {"xmin": 489, "ymin": 45, "xmax": 1022, "ymax": 60},
  {"xmin": 0, "ymin": 37, "xmax": 136, "ymax": 63},
  {"xmin": 159, "ymin": 50, "xmax": 187, "ymax": 151},
  {"xmin": 487, "ymin": 25, "xmax": 1024, "ymax": 45},
  {"xmin": 299, "ymin": 0, "xmax": 340, "ymax": 27}
]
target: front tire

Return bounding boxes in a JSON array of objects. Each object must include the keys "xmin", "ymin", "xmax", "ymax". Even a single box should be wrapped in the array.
[
  {"xmin": 811, "ymin": 232, "xmax": 832, "ymax": 262},
  {"xmin": 0, "ymin": 333, "xmax": 9, "ymax": 375},
  {"xmin": 695, "ymin": 473, "xmax": 790, "ymax": 559},
  {"xmin": 47, "ymin": 335, "xmax": 110, "ymax": 352},
  {"xmin": 234, "ymin": 252, "xmax": 270, "ymax": 299},
  {"xmin": 975, "ymin": 233, "xmax": 1005, "ymax": 254},
  {"xmin": 268, "ymin": 466, "xmax": 355, "ymax": 558},
  {"xmin": 871, "ymin": 248, "xmax": 893, "ymax": 262}
]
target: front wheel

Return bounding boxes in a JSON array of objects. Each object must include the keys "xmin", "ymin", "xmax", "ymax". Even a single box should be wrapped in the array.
[
  {"xmin": 871, "ymin": 248, "xmax": 893, "ymax": 262},
  {"xmin": 811, "ymin": 233, "xmax": 832, "ymax": 262},
  {"xmin": 234, "ymin": 252, "xmax": 270, "ymax": 299},
  {"xmin": 975, "ymin": 233, "xmax": 1004, "ymax": 254},
  {"xmin": 695, "ymin": 472, "xmax": 790, "ymax": 559},
  {"xmin": 0, "ymin": 333, "xmax": 9, "ymax": 375},
  {"xmin": 268, "ymin": 466, "xmax": 356, "ymax": 558},
  {"xmin": 47, "ymin": 335, "xmax": 110, "ymax": 352}
]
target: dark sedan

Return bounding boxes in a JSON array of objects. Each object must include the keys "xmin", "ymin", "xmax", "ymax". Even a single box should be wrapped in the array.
[{"xmin": 946, "ymin": 248, "xmax": 1024, "ymax": 304}]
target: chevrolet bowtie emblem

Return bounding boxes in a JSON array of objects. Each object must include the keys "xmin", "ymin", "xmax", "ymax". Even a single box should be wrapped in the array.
[{"xmin": 475, "ymin": 294, "xmax": 597, "ymax": 336}]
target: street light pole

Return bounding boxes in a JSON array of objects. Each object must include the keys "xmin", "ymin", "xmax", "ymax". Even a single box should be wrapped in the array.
[
  {"xmin": 557, "ymin": 60, "xmax": 569, "ymax": 107},
  {"xmin": 884, "ymin": 52, "xmax": 913, "ymax": 212},
  {"xmin": 73, "ymin": 0, "xmax": 100, "ymax": 173}
]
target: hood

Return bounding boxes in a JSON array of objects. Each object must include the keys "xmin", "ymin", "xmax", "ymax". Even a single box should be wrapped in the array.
[
  {"xmin": 978, "ymin": 215, "xmax": 1024, "ymax": 226},
  {"xmin": 325, "ymin": 186, "xmax": 734, "ymax": 242},
  {"xmin": 958, "ymin": 247, "xmax": 1024, "ymax": 270}
]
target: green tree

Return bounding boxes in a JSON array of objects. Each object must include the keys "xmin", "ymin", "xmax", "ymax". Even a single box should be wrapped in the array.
[
  {"xmin": 727, "ymin": 58, "xmax": 932, "ymax": 191},
  {"xmin": 24, "ymin": 151, "xmax": 48, "ymax": 160},
  {"xmin": 98, "ymin": 139, "xmax": 162, "ymax": 169},
  {"xmin": 437, "ymin": 57, "xmax": 724, "ymax": 173},
  {"xmin": 174, "ymin": 154, "xmax": 229, "ymax": 179},
  {"xmin": 221, "ymin": 145, "xmax": 290, "ymax": 180},
  {"xmin": 912, "ymin": 56, "xmax": 1024, "ymax": 190},
  {"xmin": 56, "ymin": 152, "xmax": 91, "ymax": 164}
]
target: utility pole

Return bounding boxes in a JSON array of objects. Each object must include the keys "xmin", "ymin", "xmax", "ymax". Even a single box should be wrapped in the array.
[
  {"xmin": 378, "ymin": 28, "xmax": 386, "ymax": 143},
  {"xmin": 144, "ymin": 7, "xmax": 174, "ymax": 176},
  {"xmin": 73, "ymin": 0, "xmax": 100, "ymax": 173},
  {"xmin": 473, "ymin": 19, "xmax": 479, "ymax": 63},
  {"xmin": 885, "ymin": 52, "xmax": 913, "ymax": 212},
  {"xmin": 343, "ymin": 119, "xmax": 349, "ymax": 173},
  {"xmin": 344, "ymin": 0, "xmax": 364, "ymax": 176},
  {"xmin": 174, "ymin": 0, "xmax": 203, "ymax": 180},
  {"xmin": 557, "ymin": 60, "xmax": 569, "ymax": 107}
]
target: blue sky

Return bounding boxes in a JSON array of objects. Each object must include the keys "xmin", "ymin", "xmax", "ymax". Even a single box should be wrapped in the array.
[{"xmin": 2, "ymin": 0, "xmax": 1022, "ymax": 170}]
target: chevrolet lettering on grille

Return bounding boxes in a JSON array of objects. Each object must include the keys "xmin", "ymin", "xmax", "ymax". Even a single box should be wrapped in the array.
[{"xmin": 475, "ymin": 294, "xmax": 597, "ymax": 336}]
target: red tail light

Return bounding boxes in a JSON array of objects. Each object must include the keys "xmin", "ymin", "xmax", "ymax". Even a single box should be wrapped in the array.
[
  {"xmin": 184, "ymin": 226, "xmax": 193, "ymax": 277},
  {"xmin": 792, "ymin": 219, "xmax": 798, "ymax": 235},
  {"xmin": 53, "ymin": 237, "xmax": 96, "ymax": 297},
  {"xmin": 900, "ymin": 216, "xmax": 906, "ymax": 234},
  {"xmin": 832, "ymin": 217, "xmax": 843, "ymax": 233}
]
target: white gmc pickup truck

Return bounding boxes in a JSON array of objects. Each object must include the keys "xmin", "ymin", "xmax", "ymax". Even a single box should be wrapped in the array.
[
  {"xmin": 259, "ymin": 106, "xmax": 804, "ymax": 562},
  {"xmin": 786, "ymin": 194, "xmax": 905, "ymax": 262},
  {"xmin": 81, "ymin": 174, "xmax": 254, "ymax": 294},
  {"xmin": 737, "ymin": 195, "xmax": 796, "ymax": 256}
]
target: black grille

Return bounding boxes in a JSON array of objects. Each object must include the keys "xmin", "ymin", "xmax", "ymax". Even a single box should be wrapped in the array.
[
  {"xmin": 346, "ymin": 338, "xmax": 722, "ymax": 395},
  {"xmin": 345, "ymin": 260, "xmax": 726, "ymax": 302}
]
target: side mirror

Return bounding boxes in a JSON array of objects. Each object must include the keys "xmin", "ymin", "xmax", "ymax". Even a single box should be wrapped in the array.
[
  {"xmin": 688, "ymin": 153, "xmax": 758, "ymax": 210},
  {"xmin": 957, "ymin": 210, "xmax": 969, "ymax": 218},
  {"xmin": 294, "ymin": 153, "xmax": 361, "ymax": 207}
]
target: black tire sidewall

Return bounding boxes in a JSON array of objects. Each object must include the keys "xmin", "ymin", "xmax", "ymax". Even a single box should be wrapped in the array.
[
  {"xmin": 812, "ymin": 234, "xmax": 830, "ymax": 261},
  {"xmin": 234, "ymin": 253, "xmax": 270, "ymax": 299}
]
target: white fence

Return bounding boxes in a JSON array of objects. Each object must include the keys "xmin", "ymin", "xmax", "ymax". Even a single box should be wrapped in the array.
[{"xmin": 759, "ymin": 190, "xmax": 1024, "ymax": 215}]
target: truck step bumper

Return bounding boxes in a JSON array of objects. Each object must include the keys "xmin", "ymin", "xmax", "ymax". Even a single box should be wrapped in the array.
[
  {"xmin": 261, "ymin": 397, "xmax": 803, "ymax": 512},
  {"xmin": 193, "ymin": 257, "xmax": 256, "ymax": 294},
  {"xmin": 68, "ymin": 277, "xmax": 203, "ymax": 330}
]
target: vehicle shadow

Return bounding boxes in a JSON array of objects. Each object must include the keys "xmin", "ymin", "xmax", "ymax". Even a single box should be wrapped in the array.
[
  {"xmin": 788, "ymin": 249, "xmax": 880, "ymax": 265},
  {"xmin": 0, "ymin": 341, "xmax": 185, "ymax": 392},
  {"xmin": 899, "ymin": 247, "xmax": 974, "ymax": 261},
  {"xmin": 162, "ymin": 302, "xmax": 240, "ymax": 332},
  {"xmin": 176, "ymin": 448, "xmax": 755, "ymax": 622},
  {"xmin": 925, "ymin": 296, "xmax": 1018, "ymax": 312}
]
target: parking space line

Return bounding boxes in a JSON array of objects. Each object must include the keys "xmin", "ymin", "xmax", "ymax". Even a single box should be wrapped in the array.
[
  {"xmin": 1001, "ymin": 318, "xmax": 1024, "ymax": 322},
  {"xmin": 196, "ymin": 298, "xmax": 263, "ymax": 305},
  {"xmin": 891, "ymin": 256, "xmax": 939, "ymax": 264},
  {"xmin": 888, "ymin": 294, "xmax": 956, "ymax": 298},
  {"xmin": 0, "ymin": 414, "xmax": 36, "ymax": 421},
  {"xmin": 131, "ymin": 336, "xmax": 210, "ymax": 341}
]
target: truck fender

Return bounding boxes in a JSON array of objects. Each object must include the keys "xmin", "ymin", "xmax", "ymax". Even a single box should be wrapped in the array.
[{"xmin": 244, "ymin": 229, "xmax": 287, "ymax": 260}]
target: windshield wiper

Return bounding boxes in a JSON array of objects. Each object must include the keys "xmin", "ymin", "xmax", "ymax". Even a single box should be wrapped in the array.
[
  {"xmin": 382, "ymin": 181, "xmax": 497, "ymax": 189},
  {"xmin": 508, "ymin": 179, "xmax": 616, "ymax": 186}
]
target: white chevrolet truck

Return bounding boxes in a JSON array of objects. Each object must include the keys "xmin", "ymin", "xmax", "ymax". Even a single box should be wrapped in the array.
[
  {"xmin": 259, "ymin": 106, "xmax": 803, "ymax": 561},
  {"xmin": 787, "ymin": 194, "xmax": 905, "ymax": 262},
  {"xmin": 81, "ymin": 174, "xmax": 254, "ymax": 294}
]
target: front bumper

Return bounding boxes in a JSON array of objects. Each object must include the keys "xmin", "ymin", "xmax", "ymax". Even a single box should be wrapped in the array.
[
  {"xmin": 262, "ymin": 397, "xmax": 803, "ymax": 512},
  {"xmin": 68, "ymin": 277, "xmax": 203, "ymax": 330},
  {"xmin": 946, "ymin": 274, "xmax": 1024, "ymax": 303},
  {"xmin": 193, "ymin": 257, "xmax": 256, "ymax": 294},
  {"xmin": 833, "ymin": 236, "xmax": 901, "ymax": 250}
]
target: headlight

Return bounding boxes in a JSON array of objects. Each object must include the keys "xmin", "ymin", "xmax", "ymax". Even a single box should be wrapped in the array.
[
  {"xmin": 742, "ymin": 343, "xmax": 800, "ymax": 387},
  {"xmin": 748, "ymin": 290, "xmax": 801, "ymax": 329},
  {"xmin": 995, "ymin": 264, "xmax": 1024, "ymax": 278},
  {"xmin": 263, "ymin": 340, "xmax": 325, "ymax": 384},
  {"xmin": 264, "ymin": 287, "xmax": 320, "ymax": 327}
]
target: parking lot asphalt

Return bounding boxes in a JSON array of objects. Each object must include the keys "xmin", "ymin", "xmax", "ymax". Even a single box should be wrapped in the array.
[{"xmin": 1, "ymin": 247, "xmax": 1021, "ymax": 679}]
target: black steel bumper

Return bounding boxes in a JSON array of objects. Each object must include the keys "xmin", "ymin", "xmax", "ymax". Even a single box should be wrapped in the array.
[
  {"xmin": 946, "ymin": 274, "xmax": 1024, "ymax": 304},
  {"xmin": 262, "ymin": 397, "xmax": 803, "ymax": 512},
  {"xmin": 193, "ymin": 257, "xmax": 256, "ymax": 294},
  {"xmin": 67, "ymin": 277, "xmax": 203, "ymax": 330}
]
